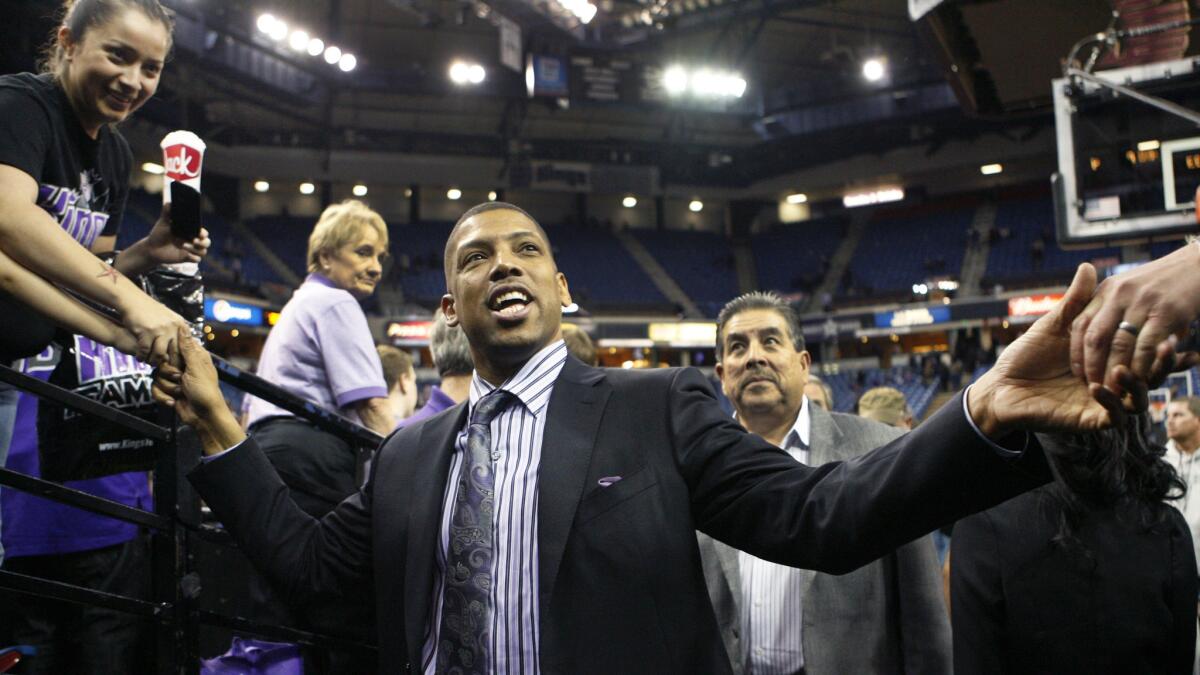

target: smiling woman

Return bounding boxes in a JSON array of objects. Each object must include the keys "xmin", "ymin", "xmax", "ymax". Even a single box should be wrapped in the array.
[{"xmin": 0, "ymin": 0, "xmax": 212, "ymax": 671}]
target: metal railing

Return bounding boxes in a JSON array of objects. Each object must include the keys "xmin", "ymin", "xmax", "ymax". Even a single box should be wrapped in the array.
[{"xmin": 0, "ymin": 353, "xmax": 381, "ymax": 673}]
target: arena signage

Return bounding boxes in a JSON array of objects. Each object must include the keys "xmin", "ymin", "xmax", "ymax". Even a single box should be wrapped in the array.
[
  {"xmin": 1007, "ymin": 293, "xmax": 1064, "ymax": 317},
  {"xmin": 204, "ymin": 298, "xmax": 264, "ymax": 326},
  {"xmin": 387, "ymin": 321, "xmax": 434, "ymax": 345},
  {"xmin": 874, "ymin": 306, "xmax": 950, "ymax": 328}
]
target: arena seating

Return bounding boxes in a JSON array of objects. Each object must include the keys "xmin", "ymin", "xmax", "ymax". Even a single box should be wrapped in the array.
[
  {"xmin": 543, "ymin": 225, "xmax": 670, "ymax": 311},
  {"xmin": 752, "ymin": 218, "xmax": 844, "ymax": 297},
  {"xmin": 844, "ymin": 205, "xmax": 973, "ymax": 299},
  {"xmin": 984, "ymin": 197, "xmax": 1122, "ymax": 287},
  {"xmin": 631, "ymin": 229, "xmax": 739, "ymax": 313}
]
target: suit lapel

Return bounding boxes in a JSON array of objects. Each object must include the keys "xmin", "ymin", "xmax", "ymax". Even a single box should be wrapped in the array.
[
  {"xmin": 402, "ymin": 403, "xmax": 469, "ymax": 666},
  {"xmin": 537, "ymin": 358, "xmax": 610, "ymax": 620},
  {"xmin": 716, "ymin": 539, "xmax": 742, "ymax": 603},
  {"xmin": 800, "ymin": 405, "xmax": 843, "ymax": 597}
]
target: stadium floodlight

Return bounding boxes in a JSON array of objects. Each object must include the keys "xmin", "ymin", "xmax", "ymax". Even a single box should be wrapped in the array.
[
  {"xmin": 253, "ymin": 180, "xmax": 270, "ymax": 192},
  {"xmin": 447, "ymin": 188, "xmax": 462, "ymax": 200},
  {"xmin": 786, "ymin": 193, "xmax": 807, "ymax": 204},
  {"xmin": 912, "ymin": 283, "xmax": 929, "ymax": 294},
  {"xmin": 141, "ymin": 162, "xmax": 165, "ymax": 175},
  {"xmin": 256, "ymin": 13, "xmax": 276, "ymax": 34},
  {"xmin": 288, "ymin": 30, "xmax": 309, "ymax": 51},
  {"xmin": 307, "ymin": 38, "xmax": 324, "ymax": 56},
  {"xmin": 980, "ymin": 163, "xmax": 1003, "ymax": 175},
  {"xmin": 488, "ymin": 191, "xmax": 498, "ymax": 201},
  {"xmin": 338, "ymin": 53, "xmax": 357, "ymax": 72},
  {"xmin": 622, "ymin": 196, "xmax": 638, "ymax": 208},
  {"xmin": 352, "ymin": 183, "xmax": 368, "ymax": 197},
  {"xmin": 450, "ymin": 61, "xmax": 485, "ymax": 85},
  {"xmin": 324, "ymin": 45, "xmax": 342, "ymax": 65},
  {"xmin": 299, "ymin": 182, "xmax": 316, "ymax": 195},
  {"xmin": 862, "ymin": 57, "xmax": 887, "ymax": 82},
  {"xmin": 268, "ymin": 19, "xmax": 288, "ymax": 41},
  {"xmin": 1138, "ymin": 139, "xmax": 1161, "ymax": 151},
  {"xmin": 689, "ymin": 200, "xmax": 704, "ymax": 212},
  {"xmin": 663, "ymin": 66, "xmax": 688, "ymax": 96}
]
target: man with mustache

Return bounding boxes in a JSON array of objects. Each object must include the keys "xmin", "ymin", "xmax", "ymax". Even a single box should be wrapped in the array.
[
  {"xmin": 155, "ymin": 202, "xmax": 1142, "ymax": 674},
  {"xmin": 699, "ymin": 291, "xmax": 950, "ymax": 674}
]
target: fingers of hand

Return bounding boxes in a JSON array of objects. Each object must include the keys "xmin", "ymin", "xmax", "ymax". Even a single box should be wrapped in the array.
[
  {"xmin": 1081, "ymin": 304, "xmax": 1129, "ymax": 386},
  {"xmin": 1070, "ymin": 297, "xmax": 1102, "ymax": 378},
  {"xmin": 1053, "ymin": 263, "xmax": 1097, "ymax": 331},
  {"xmin": 1090, "ymin": 382, "xmax": 1127, "ymax": 428},
  {"xmin": 1109, "ymin": 365, "xmax": 1149, "ymax": 413}
]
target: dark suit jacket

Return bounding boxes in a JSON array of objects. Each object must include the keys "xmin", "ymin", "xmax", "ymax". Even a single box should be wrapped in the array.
[
  {"xmin": 951, "ymin": 484, "xmax": 1198, "ymax": 674},
  {"xmin": 190, "ymin": 358, "xmax": 1051, "ymax": 674},
  {"xmin": 699, "ymin": 405, "xmax": 951, "ymax": 674}
]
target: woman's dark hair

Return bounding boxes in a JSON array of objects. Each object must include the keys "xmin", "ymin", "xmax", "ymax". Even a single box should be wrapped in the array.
[
  {"xmin": 39, "ymin": 0, "xmax": 175, "ymax": 78},
  {"xmin": 1042, "ymin": 414, "xmax": 1185, "ymax": 547}
]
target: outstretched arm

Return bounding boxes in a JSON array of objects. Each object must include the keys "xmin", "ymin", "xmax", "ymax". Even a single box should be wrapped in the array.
[{"xmin": 0, "ymin": 248, "xmax": 138, "ymax": 356}]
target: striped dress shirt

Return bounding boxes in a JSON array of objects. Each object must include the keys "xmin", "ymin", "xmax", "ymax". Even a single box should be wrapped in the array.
[
  {"xmin": 420, "ymin": 340, "xmax": 568, "ymax": 675},
  {"xmin": 738, "ymin": 396, "xmax": 810, "ymax": 675}
]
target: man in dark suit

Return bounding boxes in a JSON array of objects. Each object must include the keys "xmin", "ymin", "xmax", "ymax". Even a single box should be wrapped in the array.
[{"xmin": 154, "ymin": 202, "xmax": 1133, "ymax": 674}]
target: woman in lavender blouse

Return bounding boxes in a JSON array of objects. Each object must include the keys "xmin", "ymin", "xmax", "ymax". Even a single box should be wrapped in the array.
[{"xmin": 239, "ymin": 199, "xmax": 393, "ymax": 671}]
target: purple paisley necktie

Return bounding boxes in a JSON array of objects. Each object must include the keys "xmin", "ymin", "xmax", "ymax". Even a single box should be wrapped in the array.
[{"xmin": 436, "ymin": 389, "xmax": 516, "ymax": 675}]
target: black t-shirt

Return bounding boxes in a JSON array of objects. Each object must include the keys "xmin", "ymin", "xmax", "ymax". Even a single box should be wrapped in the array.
[
  {"xmin": 0, "ymin": 73, "xmax": 132, "ymax": 360},
  {"xmin": 0, "ymin": 72, "xmax": 130, "ymax": 248}
]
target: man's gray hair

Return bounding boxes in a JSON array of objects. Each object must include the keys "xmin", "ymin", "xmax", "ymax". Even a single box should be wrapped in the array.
[
  {"xmin": 430, "ymin": 308, "xmax": 473, "ymax": 377},
  {"xmin": 715, "ymin": 291, "xmax": 806, "ymax": 358}
]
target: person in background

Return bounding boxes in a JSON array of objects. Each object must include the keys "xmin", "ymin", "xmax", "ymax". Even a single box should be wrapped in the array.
[
  {"xmin": 562, "ymin": 322, "xmax": 598, "ymax": 366},
  {"xmin": 376, "ymin": 345, "xmax": 417, "ymax": 427},
  {"xmin": 858, "ymin": 386, "xmax": 915, "ymax": 431},
  {"xmin": 951, "ymin": 417, "xmax": 1196, "ymax": 673},
  {"xmin": 1164, "ymin": 397, "xmax": 1200, "ymax": 570},
  {"xmin": 238, "ymin": 199, "xmax": 391, "ymax": 673},
  {"xmin": 698, "ymin": 291, "xmax": 951, "ymax": 674},
  {"xmin": 805, "ymin": 373, "xmax": 834, "ymax": 411},
  {"xmin": 397, "ymin": 308, "xmax": 472, "ymax": 427}
]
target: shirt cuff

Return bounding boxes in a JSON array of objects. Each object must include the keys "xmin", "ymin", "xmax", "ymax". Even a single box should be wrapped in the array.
[
  {"xmin": 335, "ymin": 385, "xmax": 389, "ymax": 408},
  {"xmin": 199, "ymin": 438, "xmax": 248, "ymax": 463},
  {"xmin": 961, "ymin": 384, "xmax": 1028, "ymax": 457}
]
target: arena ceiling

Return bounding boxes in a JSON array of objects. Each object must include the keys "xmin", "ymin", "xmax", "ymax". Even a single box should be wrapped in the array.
[{"xmin": 0, "ymin": 0, "xmax": 1138, "ymax": 189}]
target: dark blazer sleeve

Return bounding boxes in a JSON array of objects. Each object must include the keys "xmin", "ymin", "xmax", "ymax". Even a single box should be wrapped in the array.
[
  {"xmin": 673, "ymin": 368, "xmax": 1050, "ymax": 574},
  {"xmin": 949, "ymin": 510, "xmax": 1006, "ymax": 675},
  {"xmin": 1167, "ymin": 509, "xmax": 1199, "ymax": 673},
  {"xmin": 188, "ymin": 438, "xmax": 374, "ymax": 605}
]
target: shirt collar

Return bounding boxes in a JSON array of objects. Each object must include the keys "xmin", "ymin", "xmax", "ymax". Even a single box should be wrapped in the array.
[
  {"xmin": 781, "ymin": 395, "xmax": 810, "ymax": 451},
  {"xmin": 468, "ymin": 340, "xmax": 568, "ymax": 419},
  {"xmin": 732, "ymin": 395, "xmax": 810, "ymax": 450},
  {"xmin": 304, "ymin": 272, "xmax": 337, "ymax": 288}
]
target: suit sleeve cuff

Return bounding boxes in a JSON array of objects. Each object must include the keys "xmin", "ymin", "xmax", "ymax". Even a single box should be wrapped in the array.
[
  {"xmin": 962, "ymin": 384, "xmax": 1028, "ymax": 457},
  {"xmin": 199, "ymin": 438, "xmax": 248, "ymax": 463}
]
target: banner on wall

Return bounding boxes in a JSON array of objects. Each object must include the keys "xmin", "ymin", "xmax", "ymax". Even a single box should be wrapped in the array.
[
  {"xmin": 874, "ymin": 306, "xmax": 951, "ymax": 328},
  {"xmin": 530, "ymin": 160, "xmax": 591, "ymax": 191},
  {"xmin": 204, "ymin": 298, "xmax": 264, "ymax": 326},
  {"xmin": 387, "ymin": 320, "xmax": 434, "ymax": 345}
]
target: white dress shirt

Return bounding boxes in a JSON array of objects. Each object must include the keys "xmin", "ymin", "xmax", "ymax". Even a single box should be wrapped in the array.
[{"xmin": 738, "ymin": 396, "xmax": 810, "ymax": 675}]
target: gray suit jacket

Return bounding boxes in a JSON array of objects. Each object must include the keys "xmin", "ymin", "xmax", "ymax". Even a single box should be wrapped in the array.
[{"xmin": 698, "ymin": 405, "xmax": 952, "ymax": 674}]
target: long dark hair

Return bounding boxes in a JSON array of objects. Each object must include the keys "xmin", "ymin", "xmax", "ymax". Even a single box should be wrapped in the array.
[
  {"xmin": 1041, "ymin": 414, "xmax": 1185, "ymax": 547},
  {"xmin": 38, "ymin": 0, "xmax": 175, "ymax": 79}
]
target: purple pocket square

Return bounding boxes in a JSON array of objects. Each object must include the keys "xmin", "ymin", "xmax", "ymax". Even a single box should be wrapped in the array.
[{"xmin": 597, "ymin": 476, "xmax": 622, "ymax": 487}]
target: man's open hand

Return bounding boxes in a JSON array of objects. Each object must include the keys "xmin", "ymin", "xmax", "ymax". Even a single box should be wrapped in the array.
[{"xmin": 970, "ymin": 263, "xmax": 1131, "ymax": 437}]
